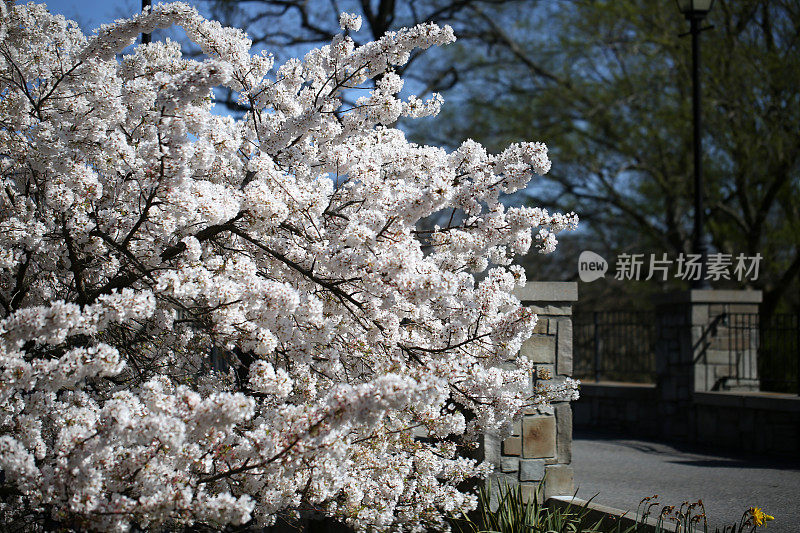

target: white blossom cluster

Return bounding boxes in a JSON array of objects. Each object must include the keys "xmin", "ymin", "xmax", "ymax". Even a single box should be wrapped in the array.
[{"xmin": 0, "ymin": 3, "xmax": 578, "ymax": 531}]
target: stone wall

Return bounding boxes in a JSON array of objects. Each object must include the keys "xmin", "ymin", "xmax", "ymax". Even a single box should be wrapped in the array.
[
  {"xmin": 654, "ymin": 290, "xmax": 762, "ymax": 396},
  {"xmin": 572, "ymin": 382, "xmax": 660, "ymax": 438},
  {"xmin": 654, "ymin": 290, "xmax": 762, "ymax": 441},
  {"xmin": 484, "ymin": 282, "xmax": 578, "ymax": 502},
  {"xmin": 573, "ymin": 384, "xmax": 800, "ymax": 456},
  {"xmin": 694, "ymin": 391, "xmax": 800, "ymax": 455}
]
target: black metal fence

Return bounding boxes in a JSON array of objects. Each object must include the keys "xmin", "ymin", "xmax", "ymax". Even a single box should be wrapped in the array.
[
  {"xmin": 573, "ymin": 311, "xmax": 657, "ymax": 383},
  {"xmin": 757, "ymin": 313, "xmax": 800, "ymax": 394},
  {"xmin": 704, "ymin": 312, "xmax": 760, "ymax": 390},
  {"xmin": 574, "ymin": 310, "xmax": 800, "ymax": 394}
]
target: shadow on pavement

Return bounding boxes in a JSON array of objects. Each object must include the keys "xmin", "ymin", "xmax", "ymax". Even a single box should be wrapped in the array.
[{"xmin": 574, "ymin": 427, "xmax": 800, "ymax": 472}]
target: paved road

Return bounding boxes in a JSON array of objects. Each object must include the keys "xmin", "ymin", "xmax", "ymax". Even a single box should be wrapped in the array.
[{"xmin": 572, "ymin": 429, "xmax": 800, "ymax": 533}]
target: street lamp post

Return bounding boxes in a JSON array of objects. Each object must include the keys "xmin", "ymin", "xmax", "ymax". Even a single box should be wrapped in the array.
[{"xmin": 676, "ymin": 0, "xmax": 714, "ymax": 289}]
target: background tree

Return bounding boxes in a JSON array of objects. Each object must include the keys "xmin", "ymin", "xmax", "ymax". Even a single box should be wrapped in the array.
[
  {"xmin": 204, "ymin": 0, "xmax": 799, "ymax": 315},
  {"xmin": 204, "ymin": 0, "xmax": 525, "ymax": 110},
  {"xmin": 417, "ymin": 0, "xmax": 800, "ymax": 315}
]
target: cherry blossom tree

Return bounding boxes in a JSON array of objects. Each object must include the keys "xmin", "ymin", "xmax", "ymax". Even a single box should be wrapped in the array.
[{"xmin": 0, "ymin": 3, "xmax": 577, "ymax": 531}]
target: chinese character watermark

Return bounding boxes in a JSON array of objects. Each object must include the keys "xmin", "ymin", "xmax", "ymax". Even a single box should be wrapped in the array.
[{"xmin": 578, "ymin": 251, "xmax": 762, "ymax": 283}]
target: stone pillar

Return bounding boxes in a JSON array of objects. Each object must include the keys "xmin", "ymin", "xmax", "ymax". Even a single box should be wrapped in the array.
[
  {"xmin": 485, "ymin": 282, "xmax": 578, "ymax": 503},
  {"xmin": 654, "ymin": 290, "xmax": 762, "ymax": 440}
]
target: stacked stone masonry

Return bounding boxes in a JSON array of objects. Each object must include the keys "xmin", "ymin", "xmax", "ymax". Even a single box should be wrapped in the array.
[
  {"xmin": 484, "ymin": 282, "xmax": 577, "ymax": 503},
  {"xmin": 654, "ymin": 290, "xmax": 762, "ymax": 440}
]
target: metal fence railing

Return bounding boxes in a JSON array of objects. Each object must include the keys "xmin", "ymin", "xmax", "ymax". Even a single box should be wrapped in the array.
[
  {"xmin": 703, "ymin": 312, "xmax": 760, "ymax": 391},
  {"xmin": 701, "ymin": 312, "xmax": 800, "ymax": 394},
  {"xmin": 573, "ymin": 310, "xmax": 800, "ymax": 394},
  {"xmin": 756, "ymin": 313, "xmax": 800, "ymax": 395},
  {"xmin": 573, "ymin": 311, "xmax": 657, "ymax": 383}
]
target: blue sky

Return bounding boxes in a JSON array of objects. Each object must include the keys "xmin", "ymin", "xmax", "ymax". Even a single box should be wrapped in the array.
[
  {"xmin": 44, "ymin": 0, "xmax": 215, "ymax": 37},
  {"xmin": 43, "ymin": 0, "xmax": 236, "ymax": 116},
  {"xmin": 44, "ymin": 0, "xmax": 146, "ymax": 31}
]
